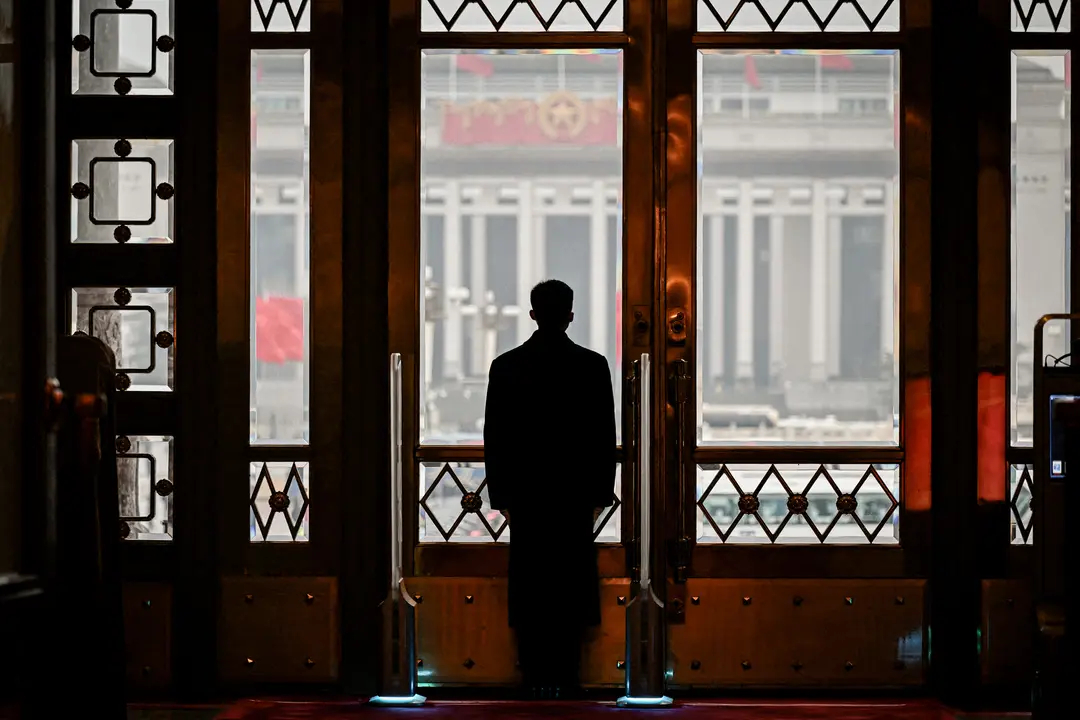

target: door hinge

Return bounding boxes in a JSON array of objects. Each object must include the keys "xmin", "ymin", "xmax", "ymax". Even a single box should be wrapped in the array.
[{"xmin": 670, "ymin": 536, "xmax": 692, "ymax": 584}]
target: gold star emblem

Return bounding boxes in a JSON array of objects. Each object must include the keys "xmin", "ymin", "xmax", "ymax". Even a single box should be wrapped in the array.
[{"xmin": 538, "ymin": 91, "xmax": 588, "ymax": 140}]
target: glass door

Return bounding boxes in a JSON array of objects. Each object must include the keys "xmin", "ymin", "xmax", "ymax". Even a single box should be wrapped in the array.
[
  {"xmin": 388, "ymin": 0, "xmax": 656, "ymax": 687},
  {"xmin": 659, "ymin": 0, "xmax": 932, "ymax": 688},
  {"xmin": 387, "ymin": 0, "xmax": 932, "ymax": 691}
]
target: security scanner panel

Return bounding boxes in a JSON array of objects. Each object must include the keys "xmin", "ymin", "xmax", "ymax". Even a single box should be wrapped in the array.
[
  {"xmin": 1049, "ymin": 394, "xmax": 1080, "ymax": 480},
  {"xmin": 1031, "ymin": 317, "xmax": 1080, "ymax": 718}
]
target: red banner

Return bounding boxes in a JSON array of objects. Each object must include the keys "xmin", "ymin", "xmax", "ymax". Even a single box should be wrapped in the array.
[
  {"xmin": 255, "ymin": 296, "xmax": 305, "ymax": 364},
  {"xmin": 441, "ymin": 93, "xmax": 619, "ymax": 147}
]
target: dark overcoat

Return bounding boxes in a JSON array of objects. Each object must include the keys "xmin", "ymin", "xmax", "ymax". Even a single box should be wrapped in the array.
[{"xmin": 484, "ymin": 330, "xmax": 617, "ymax": 629}]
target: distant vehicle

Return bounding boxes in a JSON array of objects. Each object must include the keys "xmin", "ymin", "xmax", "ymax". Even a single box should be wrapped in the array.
[{"xmin": 701, "ymin": 404, "xmax": 780, "ymax": 428}]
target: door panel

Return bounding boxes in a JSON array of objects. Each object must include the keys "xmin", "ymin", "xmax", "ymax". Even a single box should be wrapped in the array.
[{"xmin": 387, "ymin": 0, "xmax": 931, "ymax": 689}]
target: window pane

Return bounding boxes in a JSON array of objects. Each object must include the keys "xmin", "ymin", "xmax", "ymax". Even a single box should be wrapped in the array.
[
  {"xmin": 420, "ymin": 50, "xmax": 623, "ymax": 445},
  {"xmin": 71, "ymin": 286, "xmax": 175, "ymax": 392},
  {"xmin": 1012, "ymin": 51, "xmax": 1070, "ymax": 446},
  {"xmin": 250, "ymin": 462, "xmax": 310, "ymax": 542},
  {"xmin": 251, "ymin": 50, "xmax": 310, "ymax": 445},
  {"xmin": 698, "ymin": 0, "xmax": 900, "ymax": 32},
  {"xmin": 251, "ymin": 0, "xmax": 311, "ymax": 33},
  {"xmin": 72, "ymin": 0, "xmax": 175, "ymax": 96},
  {"xmin": 71, "ymin": 138, "xmax": 175, "ymax": 244},
  {"xmin": 697, "ymin": 50, "xmax": 899, "ymax": 446},
  {"xmin": 1012, "ymin": 1, "xmax": 1071, "ymax": 32},
  {"xmin": 697, "ymin": 463, "xmax": 899, "ymax": 545},
  {"xmin": 422, "ymin": 0, "xmax": 623, "ymax": 32},
  {"xmin": 1009, "ymin": 464, "xmax": 1033, "ymax": 545},
  {"xmin": 117, "ymin": 435, "xmax": 174, "ymax": 541}
]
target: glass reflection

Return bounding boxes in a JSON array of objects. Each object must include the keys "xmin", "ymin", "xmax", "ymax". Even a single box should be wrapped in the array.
[
  {"xmin": 1012, "ymin": 51, "xmax": 1070, "ymax": 446},
  {"xmin": 697, "ymin": 50, "xmax": 900, "ymax": 446},
  {"xmin": 250, "ymin": 49, "xmax": 310, "ymax": 445},
  {"xmin": 420, "ymin": 50, "xmax": 623, "ymax": 445}
]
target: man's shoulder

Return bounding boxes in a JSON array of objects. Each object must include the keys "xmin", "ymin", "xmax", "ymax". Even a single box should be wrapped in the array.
[
  {"xmin": 569, "ymin": 342, "xmax": 609, "ymax": 370},
  {"xmin": 491, "ymin": 345, "xmax": 526, "ymax": 371}
]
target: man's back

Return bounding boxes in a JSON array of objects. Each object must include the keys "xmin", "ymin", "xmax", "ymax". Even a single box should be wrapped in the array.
[{"xmin": 484, "ymin": 330, "xmax": 616, "ymax": 515}]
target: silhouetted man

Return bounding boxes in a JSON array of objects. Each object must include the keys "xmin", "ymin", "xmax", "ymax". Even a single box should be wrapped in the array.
[{"xmin": 484, "ymin": 279, "xmax": 617, "ymax": 698}]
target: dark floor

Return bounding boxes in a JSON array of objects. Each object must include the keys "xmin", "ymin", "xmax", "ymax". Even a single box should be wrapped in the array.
[{"xmin": 126, "ymin": 700, "xmax": 1031, "ymax": 720}]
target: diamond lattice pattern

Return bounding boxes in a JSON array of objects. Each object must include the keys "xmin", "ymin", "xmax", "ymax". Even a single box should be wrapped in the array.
[
  {"xmin": 250, "ymin": 462, "xmax": 310, "ymax": 542},
  {"xmin": 1009, "ymin": 464, "xmax": 1034, "ymax": 545},
  {"xmin": 423, "ymin": 0, "xmax": 623, "ymax": 32},
  {"xmin": 1013, "ymin": 1, "xmax": 1071, "ymax": 32},
  {"xmin": 697, "ymin": 463, "xmax": 899, "ymax": 544},
  {"xmin": 699, "ymin": 1, "xmax": 899, "ymax": 32},
  {"xmin": 419, "ymin": 462, "xmax": 621, "ymax": 542}
]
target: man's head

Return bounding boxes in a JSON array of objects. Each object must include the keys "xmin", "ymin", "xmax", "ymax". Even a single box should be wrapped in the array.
[{"xmin": 530, "ymin": 279, "xmax": 574, "ymax": 331}]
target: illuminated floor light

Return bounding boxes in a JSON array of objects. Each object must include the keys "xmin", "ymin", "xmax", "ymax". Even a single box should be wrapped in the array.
[
  {"xmin": 616, "ymin": 695, "xmax": 673, "ymax": 708},
  {"xmin": 368, "ymin": 694, "xmax": 427, "ymax": 707}
]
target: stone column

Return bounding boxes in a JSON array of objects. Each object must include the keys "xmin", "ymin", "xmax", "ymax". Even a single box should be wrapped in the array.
[
  {"xmin": 708, "ymin": 215, "xmax": 724, "ymax": 382},
  {"xmin": 516, "ymin": 180, "xmax": 535, "ymax": 345},
  {"xmin": 828, "ymin": 212, "xmax": 842, "ymax": 378},
  {"xmin": 810, "ymin": 180, "xmax": 828, "ymax": 381},
  {"xmin": 769, "ymin": 214, "xmax": 785, "ymax": 381},
  {"xmin": 589, "ymin": 180, "xmax": 608, "ymax": 356},
  {"xmin": 736, "ymin": 180, "xmax": 754, "ymax": 381},
  {"xmin": 882, "ymin": 180, "xmax": 896, "ymax": 368},
  {"xmin": 443, "ymin": 180, "xmax": 463, "ymax": 380},
  {"xmin": 469, "ymin": 212, "xmax": 487, "ymax": 376}
]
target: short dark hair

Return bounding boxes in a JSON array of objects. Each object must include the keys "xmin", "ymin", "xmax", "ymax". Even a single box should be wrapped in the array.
[{"xmin": 530, "ymin": 280, "xmax": 574, "ymax": 329}]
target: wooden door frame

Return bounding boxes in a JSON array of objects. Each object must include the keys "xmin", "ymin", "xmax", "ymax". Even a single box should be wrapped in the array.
[{"xmin": 660, "ymin": 1, "xmax": 933, "ymax": 589}]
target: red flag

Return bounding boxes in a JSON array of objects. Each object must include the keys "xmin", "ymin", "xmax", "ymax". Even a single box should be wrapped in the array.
[
  {"xmin": 820, "ymin": 54, "xmax": 854, "ymax": 71},
  {"xmin": 744, "ymin": 55, "xmax": 761, "ymax": 89},
  {"xmin": 455, "ymin": 54, "xmax": 494, "ymax": 76},
  {"xmin": 255, "ymin": 296, "xmax": 305, "ymax": 363}
]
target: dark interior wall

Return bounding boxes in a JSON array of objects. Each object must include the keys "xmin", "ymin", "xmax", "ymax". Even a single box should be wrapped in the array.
[{"xmin": 0, "ymin": 0, "xmax": 19, "ymax": 573}]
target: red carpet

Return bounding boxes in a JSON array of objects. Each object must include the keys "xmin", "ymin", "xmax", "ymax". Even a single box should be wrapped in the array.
[{"xmin": 214, "ymin": 699, "xmax": 1019, "ymax": 720}]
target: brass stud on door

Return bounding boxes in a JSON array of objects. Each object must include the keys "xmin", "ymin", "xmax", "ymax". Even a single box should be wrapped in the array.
[
  {"xmin": 691, "ymin": 596, "xmax": 700, "ymax": 605},
  {"xmin": 690, "ymin": 660, "xmax": 701, "ymax": 671},
  {"xmin": 305, "ymin": 593, "xmax": 315, "ymax": 605},
  {"xmin": 465, "ymin": 595, "xmax": 474, "ymax": 604},
  {"xmin": 895, "ymin": 596, "xmax": 905, "ymax": 606},
  {"xmin": 617, "ymin": 661, "xmax": 626, "ymax": 670},
  {"xmin": 244, "ymin": 594, "xmax": 254, "ymax": 604},
  {"xmin": 142, "ymin": 600, "xmax": 152, "ymax": 609},
  {"xmin": 142, "ymin": 666, "xmax": 152, "ymax": 676},
  {"xmin": 845, "ymin": 661, "xmax": 855, "ymax": 671},
  {"xmin": 464, "ymin": 658, "xmax": 475, "ymax": 670},
  {"xmin": 793, "ymin": 596, "xmax": 803, "ymax": 607},
  {"xmin": 246, "ymin": 658, "xmax": 255, "ymax": 667},
  {"xmin": 304, "ymin": 658, "xmax": 315, "ymax": 669},
  {"xmin": 617, "ymin": 596, "xmax": 626, "ymax": 606},
  {"xmin": 792, "ymin": 661, "xmax": 803, "ymax": 672},
  {"xmin": 742, "ymin": 596, "xmax": 752, "ymax": 606},
  {"xmin": 844, "ymin": 596, "xmax": 854, "ymax": 606},
  {"xmin": 416, "ymin": 659, "xmax": 424, "ymax": 668},
  {"xmin": 741, "ymin": 661, "xmax": 752, "ymax": 671}
]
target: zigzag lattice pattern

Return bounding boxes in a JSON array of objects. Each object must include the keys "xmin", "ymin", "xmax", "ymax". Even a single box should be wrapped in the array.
[
  {"xmin": 1013, "ymin": 0, "xmax": 1071, "ymax": 32},
  {"xmin": 423, "ymin": 0, "xmax": 621, "ymax": 32},
  {"xmin": 699, "ymin": 0, "xmax": 899, "ymax": 32}
]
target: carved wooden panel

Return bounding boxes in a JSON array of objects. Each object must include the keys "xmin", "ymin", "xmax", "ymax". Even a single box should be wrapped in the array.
[
  {"xmin": 123, "ymin": 582, "xmax": 172, "ymax": 690},
  {"xmin": 669, "ymin": 579, "xmax": 926, "ymax": 687},
  {"xmin": 219, "ymin": 577, "xmax": 338, "ymax": 684},
  {"xmin": 980, "ymin": 579, "xmax": 1033, "ymax": 688},
  {"xmin": 409, "ymin": 577, "xmax": 629, "ymax": 686}
]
